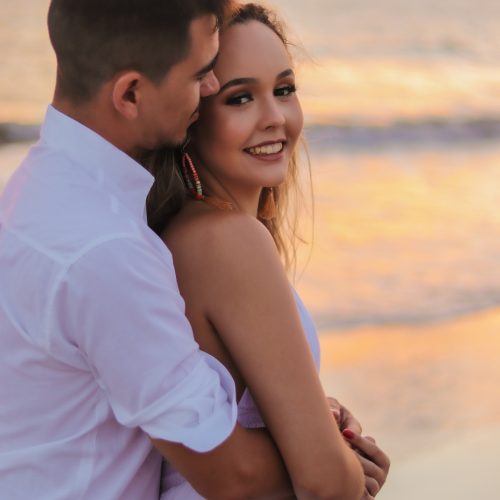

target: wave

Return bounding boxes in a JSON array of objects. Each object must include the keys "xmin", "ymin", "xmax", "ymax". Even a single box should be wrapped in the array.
[
  {"xmin": 315, "ymin": 296, "xmax": 500, "ymax": 332},
  {"xmin": 3, "ymin": 116, "xmax": 500, "ymax": 149},
  {"xmin": 0, "ymin": 123, "xmax": 40, "ymax": 145},
  {"xmin": 305, "ymin": 116, "xmax": 500, "ymax": 150}
]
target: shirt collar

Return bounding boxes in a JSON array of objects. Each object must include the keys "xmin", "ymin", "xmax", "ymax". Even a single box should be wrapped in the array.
[{"xmin": 40, "ymin": 105, "xmax": 155, "ymax": 219}]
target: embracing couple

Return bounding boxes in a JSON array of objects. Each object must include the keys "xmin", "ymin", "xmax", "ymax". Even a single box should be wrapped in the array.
[{"xmin": 0, "ymin": 1, "xmax": 389, "ymax": 498}]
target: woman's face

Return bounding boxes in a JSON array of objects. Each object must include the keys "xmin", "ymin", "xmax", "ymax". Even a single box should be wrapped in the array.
[{"xmin": 191, "ymin": 20, "xmax": 303, "ymax": 200}]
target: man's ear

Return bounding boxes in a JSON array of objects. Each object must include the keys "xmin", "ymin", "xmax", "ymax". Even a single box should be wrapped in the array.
[{"xmin": 111, "ymin": 71, "xmax": 144, "ymax": 120}]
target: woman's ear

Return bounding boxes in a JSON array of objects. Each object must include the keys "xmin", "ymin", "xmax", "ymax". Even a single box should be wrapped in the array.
[{"xmin": 111, "ymin": 71, "xmax": 143, "ymax": 120}]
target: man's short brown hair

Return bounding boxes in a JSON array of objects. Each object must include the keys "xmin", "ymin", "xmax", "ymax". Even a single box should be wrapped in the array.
[{"xmin": 48, "ymin": 0, "xmax": 230, "ymax": 103}]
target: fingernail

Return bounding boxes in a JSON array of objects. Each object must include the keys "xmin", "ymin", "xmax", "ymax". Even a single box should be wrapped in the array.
[{"xmin": 342, "ymin": 429, "xmax": 355, "ymax": 439}]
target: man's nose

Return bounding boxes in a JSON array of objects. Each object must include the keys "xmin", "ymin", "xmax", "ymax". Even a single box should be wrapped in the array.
[{"xmin": 200, "ymin": 71, "xmax": 220, "ymax": 97}]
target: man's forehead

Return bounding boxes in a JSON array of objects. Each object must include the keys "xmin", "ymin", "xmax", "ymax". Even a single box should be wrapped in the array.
[
  {"xmin": 189, "ymin": 13, "xmax": 219, "ymax": 38},
  {"xmin": 187, "ymin": 15, "xmax": 219, "ymax": 63}
]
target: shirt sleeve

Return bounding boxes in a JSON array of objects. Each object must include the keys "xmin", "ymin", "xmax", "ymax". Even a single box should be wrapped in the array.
[{"xmin": 46, "ymin": 236, "xmax": 237, "ymax": 452}]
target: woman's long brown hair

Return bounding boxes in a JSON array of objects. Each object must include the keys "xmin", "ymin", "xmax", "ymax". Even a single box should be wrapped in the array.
[{"xmin": 146, "ymin": 2, "xmax": 312, "ymax": 271}]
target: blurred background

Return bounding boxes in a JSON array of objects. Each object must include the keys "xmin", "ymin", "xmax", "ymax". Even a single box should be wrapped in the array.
[{"xmin": 1, "ymin": 1, "xmax": 499, "ymax": 498}]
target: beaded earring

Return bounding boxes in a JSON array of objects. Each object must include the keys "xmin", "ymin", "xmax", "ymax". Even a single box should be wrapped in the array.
[
  {"xmin": 258, "ymin": 187, "xmax": 276, "ymax": 220},
  {"xmin": 181, "ymin": 152, "xmax": 204, "ymax": 200}
]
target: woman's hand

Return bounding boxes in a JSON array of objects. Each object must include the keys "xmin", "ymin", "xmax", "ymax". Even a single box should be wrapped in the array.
[
  {"xmin": 342, "ymin": 430, "xmax": 391, "ymax": 499},
  {"xmin": 327, "ymin": 397, "xmax": 389, "ymax": 497},
  {"xmin": 327, "ymin": 396, "xmax": 363, "ymax": 434}
]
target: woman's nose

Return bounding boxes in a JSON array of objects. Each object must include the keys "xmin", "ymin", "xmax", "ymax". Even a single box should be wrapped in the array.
[{"xmin": 261, "ymin": 98, "xmax": 286, "ymax": 129}]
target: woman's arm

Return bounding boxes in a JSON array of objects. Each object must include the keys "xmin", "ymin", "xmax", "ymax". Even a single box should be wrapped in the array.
[{"xmin": 169, "ymin": 211, "xmax": 364, "ymax": 499}]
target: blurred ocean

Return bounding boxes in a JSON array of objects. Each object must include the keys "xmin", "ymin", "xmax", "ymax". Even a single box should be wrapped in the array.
[
  {"xmin": 2, "ymin": 0, "xmax": 500, "ymax": 331},
  {"xmin": 3, "ymin": 0, "xmax": 500, "ymax": 126}
]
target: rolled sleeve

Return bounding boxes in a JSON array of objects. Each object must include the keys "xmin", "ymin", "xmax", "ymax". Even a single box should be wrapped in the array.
[
  {"xmin": 47, "ymin": 237, "xmax": 237, "ymax": 452},
  {"xmin": 143, "ymin": 352, "xmax": 237, "ymax": 451}
]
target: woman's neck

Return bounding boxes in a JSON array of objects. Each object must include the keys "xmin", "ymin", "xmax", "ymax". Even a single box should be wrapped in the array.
[{"xmin": 190, "ymin": 153, "xmax": 262, "ymax": 218}]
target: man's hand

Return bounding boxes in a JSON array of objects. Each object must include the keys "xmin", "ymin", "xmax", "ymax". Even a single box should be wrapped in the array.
[
  {"xmin": 327, "ymin": 397, "xmax": 362, "ymax": 434},
  {"xmin": 342, "ymin": 430, "xmax": 391, "ymax": 499}
]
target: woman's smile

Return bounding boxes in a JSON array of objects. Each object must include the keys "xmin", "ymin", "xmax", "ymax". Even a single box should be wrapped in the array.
[
  {"xmin": 244, "ymin": 140, "xmax": 286, "ymax": 161},
  {"xmin": 189, "ymin": 19, "xmax": 303, "ymax": 210}
]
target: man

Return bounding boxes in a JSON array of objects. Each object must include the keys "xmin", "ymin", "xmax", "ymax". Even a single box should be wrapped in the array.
[{"xmin": 0, "ymin": 1, "xmax": 388, "ymax": 499}]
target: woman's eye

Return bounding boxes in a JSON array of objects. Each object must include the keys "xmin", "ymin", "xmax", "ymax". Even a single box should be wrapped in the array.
[
  {"xmin": 275, "ymin": 84, "xmax": 297, "ymax": 97},
  {"xmin": 226, "ymin": 93, "xmax": 252, "ymax": 106}
]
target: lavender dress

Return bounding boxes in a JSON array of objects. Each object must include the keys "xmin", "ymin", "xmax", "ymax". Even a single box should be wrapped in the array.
[{"xmin": 160, "ymin": 289, "xmax": 320, "ymax": 499}]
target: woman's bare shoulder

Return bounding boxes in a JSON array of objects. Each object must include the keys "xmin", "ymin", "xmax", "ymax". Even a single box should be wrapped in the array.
[{"xmin": 163, "ymin": 205, "xmax": 277, "ymax": 263}]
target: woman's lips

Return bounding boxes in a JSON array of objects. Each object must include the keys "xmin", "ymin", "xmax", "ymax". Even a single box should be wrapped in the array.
[{"xmin": 244, "ymin": 141, "xmax": 286, "ymax": 160}]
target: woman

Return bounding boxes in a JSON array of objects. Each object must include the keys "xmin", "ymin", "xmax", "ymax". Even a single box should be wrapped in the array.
[{"xmin": 147, "ymin": 3, "xmax": 389, "ymax": 499}]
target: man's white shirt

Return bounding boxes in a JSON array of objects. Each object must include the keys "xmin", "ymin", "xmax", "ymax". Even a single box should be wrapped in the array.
[{"xmin": 0, "ymin": 106, "xmax": 237, "ymax": 499}]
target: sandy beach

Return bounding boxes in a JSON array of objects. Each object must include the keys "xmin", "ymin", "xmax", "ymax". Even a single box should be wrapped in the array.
[
  {"xmin": 317, "ymin": 307, "xmax": 500, "ymax": 499},
  {"xmin": 380, "ymin": 424, "xmax": 500, "ymax": 499}
]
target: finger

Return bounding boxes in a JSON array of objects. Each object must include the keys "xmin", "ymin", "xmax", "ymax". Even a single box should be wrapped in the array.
[
  {"xmin": 326, "ymin": 397, "xmax": 340, "ymax": 412},
  {"xmin": 339, "ymin": 406, "xmax": 362, "ymax": 435},
  {"xmin": 360, "ymin": 489, "xmax": 375, "ymax": 500},
  {"xmin": 343, "ymin": 430, "xmax": 391, "ymax": 473},
  {"xmin": 343, "ymin": 417, "xmax": 362, "ymax": 435},
  {"xmin": 357, "ymin": 453, "xmax": 386, "ymax": 489},
  {"xmin": 365, "ymin": 435, "xmax": 376, "ymax": 444},
  {"xmin": 331, "ymin": 409, "xmax": 341, "ymax": 425},
  {"xmin": 326, "ymin": 397, "xmax": 342, "ymax": 425},
  {"xmin": 344, "ymin": 431, "xmax": 390, "ymax": 489},
  {"xmin": 325, "ymin": 396, "xmax": 363, "ymax": 435},
  {"xmin": 365, "ymin": 476, "xmax": 381, "ymax": 497}
]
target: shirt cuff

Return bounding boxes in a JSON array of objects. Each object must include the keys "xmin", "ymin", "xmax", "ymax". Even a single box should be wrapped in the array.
[{"xmin": 139, "ymin": 352, "xmax": 238, "ymax": 452}]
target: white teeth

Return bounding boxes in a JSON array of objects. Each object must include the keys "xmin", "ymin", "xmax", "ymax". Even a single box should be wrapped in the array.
[{"xmin": 247, "ymin": 142, "xmax": 283, "ymax": 155}]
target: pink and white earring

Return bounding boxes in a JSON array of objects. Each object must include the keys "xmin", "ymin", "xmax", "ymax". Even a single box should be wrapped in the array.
[{"xmin": 181, "ymin": 152, "xmax": 204, "ymax": 200}]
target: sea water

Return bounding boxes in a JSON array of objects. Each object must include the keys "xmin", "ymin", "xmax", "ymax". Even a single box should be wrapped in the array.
[{"xmin": 2, "ymin": 0, "xmax": 500, "ymax": 331}]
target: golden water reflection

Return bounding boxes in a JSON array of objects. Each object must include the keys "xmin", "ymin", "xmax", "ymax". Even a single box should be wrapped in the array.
[
  {"xmin": 294, "ymin": 143, "xmax": 500, "ymax": 467},
  {"xmin": 296, "ymin": 144, "xmax": 500, "ymax": 328}
]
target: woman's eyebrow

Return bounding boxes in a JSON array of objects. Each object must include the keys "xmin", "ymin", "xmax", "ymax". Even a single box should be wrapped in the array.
[
  {"xmin": 218, "ymin": 69, "xmax": 294, "ymax": 94},
  {"xmin": 218, "ymin": 77, "xmax": 257, "ymax": 94},
  {"xmin": 277, "ymin": 68, "xmax": 294, "ymax": 79}
]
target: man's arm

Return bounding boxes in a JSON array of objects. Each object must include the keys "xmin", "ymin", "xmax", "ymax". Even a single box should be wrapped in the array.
[
  {"xmin": 153, "ymin": 398, "xmax": 373, "ymax": 500},
  {"xmin": 57, "ymin": 236, "xmax": 363, "ymax": 499},
  {"xmin": 51, "ymin": 238, "xmax": 291, "ymax": 496},
  {"xmin": 152, "ymin": 425, "xmax": 294, "ymax": 500}
]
